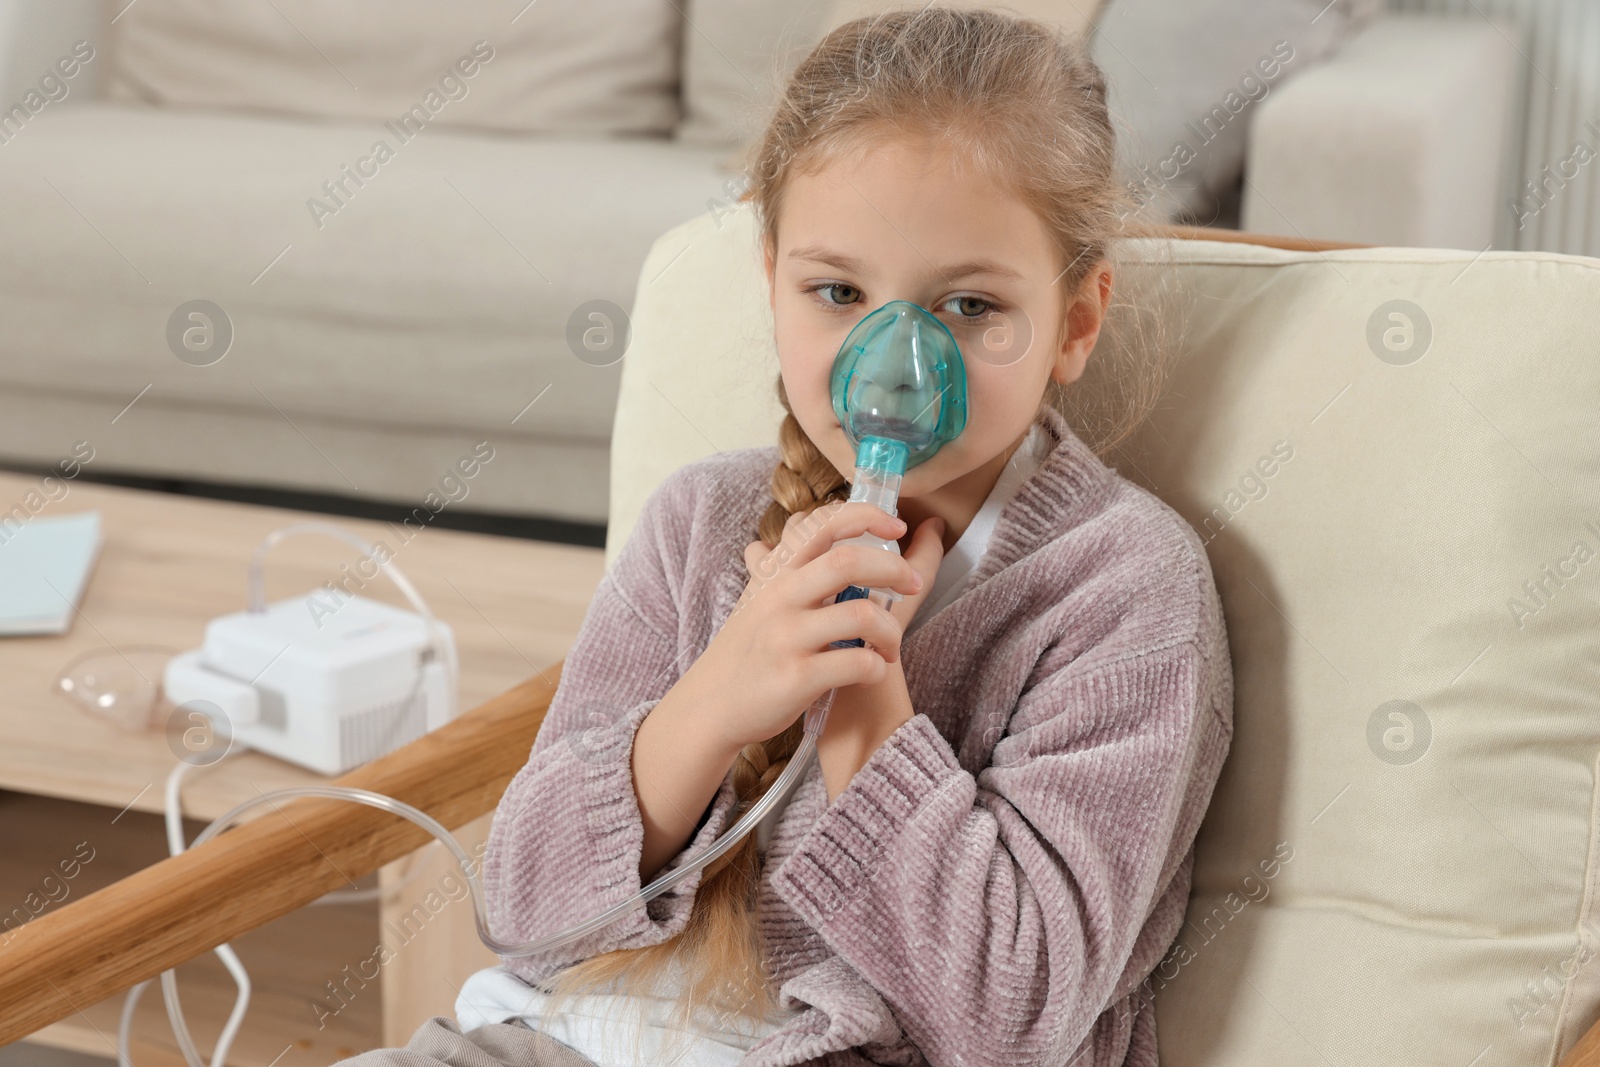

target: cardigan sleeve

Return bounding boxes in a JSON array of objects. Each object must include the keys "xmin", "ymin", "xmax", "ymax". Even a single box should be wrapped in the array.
[
  {"xmin": 768, "ymin": 636, "xmax": 1233, "ymax": 1066},
  {"xmin": 481, "ymin": 467, "xmax": 744, "ymax": 986}
]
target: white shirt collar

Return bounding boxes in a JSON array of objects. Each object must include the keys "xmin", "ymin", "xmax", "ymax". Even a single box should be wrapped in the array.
[{"xmin": 905, "ymin": 420, "xmax": 1051, "ymax": 637}]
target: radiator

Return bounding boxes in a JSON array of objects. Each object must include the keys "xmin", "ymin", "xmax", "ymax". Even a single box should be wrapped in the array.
[{"xmin": 1389, "ymin": 0, "xmax": 1600, "ymax": 256}]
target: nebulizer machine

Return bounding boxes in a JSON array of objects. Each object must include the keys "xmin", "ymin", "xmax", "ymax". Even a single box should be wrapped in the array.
[{"xmin": 136, "ymin": 300, "xmax": 968, "ymax": 1067}]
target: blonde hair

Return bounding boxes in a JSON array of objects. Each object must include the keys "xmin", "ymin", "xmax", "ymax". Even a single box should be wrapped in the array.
[{"xmin": 534, "ymin": 5, "xmax": 1176, "ymax": 1054}]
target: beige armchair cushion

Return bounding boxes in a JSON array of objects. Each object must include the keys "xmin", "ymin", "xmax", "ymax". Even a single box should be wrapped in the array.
[
  {"xmin": 609, "ymin": 199, "xmax": 1600, "ymax": 1063},
  {"xmin": 103, "ymin": 0, "xmax": 681, "ymax": 135}
]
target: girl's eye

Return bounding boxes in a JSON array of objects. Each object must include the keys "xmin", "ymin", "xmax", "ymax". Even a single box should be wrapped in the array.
[
  {"xmin": 939, "ymin": 295, "xmax": 995, "ymax": 322},
  {"xmin": 804, "ymin": 282, "xmax": 861, "ymax": 309},
  {"xmin": 802, "ymin": 285, "xmax": 997, "ymax": 322}
]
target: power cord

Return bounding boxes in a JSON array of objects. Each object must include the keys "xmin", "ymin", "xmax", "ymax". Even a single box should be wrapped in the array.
[
  {"xmin": 117, "ymin": 754, "xmax": 440, "ymax": 1067},
  {"xmin": 118, "ymin": 522, "xmax": 453, "ymax": 1067},
  {"xmin": 116, "ymin": 522, "xmax": 836, "ymax": 1066}
]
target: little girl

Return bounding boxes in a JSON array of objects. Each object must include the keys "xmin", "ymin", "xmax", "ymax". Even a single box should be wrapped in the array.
[{"xmin": 339, "ymin": 8, "xmax": 1232, "ymax": 1067}]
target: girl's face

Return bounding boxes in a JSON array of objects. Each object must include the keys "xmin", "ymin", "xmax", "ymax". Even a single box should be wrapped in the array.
[{"xmin": 763, "ymin": 132, "xmax": 1111, "ymax": 502}]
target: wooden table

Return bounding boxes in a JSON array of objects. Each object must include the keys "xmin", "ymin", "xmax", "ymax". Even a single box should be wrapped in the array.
[{"xmin": 0, "ymin": 470, "xmax": 605, "ymax": 1066}]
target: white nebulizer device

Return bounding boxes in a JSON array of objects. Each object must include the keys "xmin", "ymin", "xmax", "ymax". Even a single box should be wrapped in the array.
[
  {"xmin": 162, "ymin": 523, "xmax": 459, "ymax": 775},
  {"xmin": 137, "ymin": 301, "xmax": 969, "ymax": 1067}
]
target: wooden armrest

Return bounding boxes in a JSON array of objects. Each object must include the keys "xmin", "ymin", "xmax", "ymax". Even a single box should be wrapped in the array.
[
  {"xmin": 1157, "ymin": 224, "xmax": 1371, "ymax": 252},
  {"xmin": 1563, "ymin": 1024, "xmax": 1600, "ymax": 1067},
  {"xmin": 0, "ymin": 663, "xmax": 563, "ymax": 1044}
]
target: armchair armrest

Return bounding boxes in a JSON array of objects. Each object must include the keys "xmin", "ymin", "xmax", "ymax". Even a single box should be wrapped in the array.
[
  {"xmin": 0, "ymin": 664, "xmax": 561, "ymax": 1044},
  {"xmin": 1241, "ymin": 12, "xmax": 1518, "ymax": 250},
  {"xmin": 1161, "ymin": 224, "xmax": 1368, "ymax": 252},
  {"xmin": 1567, "ymin": 1028, "xmax": 1600, "ymax": 1067}
]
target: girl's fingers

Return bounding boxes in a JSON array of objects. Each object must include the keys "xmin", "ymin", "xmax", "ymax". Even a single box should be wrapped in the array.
[
  {"xmin": 805, "ymin": 645, "xmax": 890, "ymax": 693},
  {"xmin": 903, "ymin": 516, "xmax": 946, "ymax": 576},
  {"xmin": 769, "ymin": 501, "xmax": 906, "ymax": 575},
  {"xmin": 744, "ymin": 540, "xmax": 771, "ymax": 571},
  {"xmin": 884, "ymin": 516, "xmax": 946, "ymax": 627},
  {"xmin": 801, "ymin": 596, "xmax": 904, "ymax": 663},
  {"xmin": 788, "ymin": 542, "xmax": 922, "ymax": 610},
  {"xmin": 742, "ymin": 541, "xmax": 770, "ymax": 587}
]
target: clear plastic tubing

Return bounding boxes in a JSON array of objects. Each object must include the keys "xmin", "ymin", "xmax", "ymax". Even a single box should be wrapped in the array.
[
  {"xmin": 157, "ymin": 720, "xmax": 833, "ymax": 1066},
  {"xmin": 158, "ymin": 450, "xmax": 925, "ymax": 1067},
  {"xmin": 162, "ymin": 447, "xmax": 910, "ymax": 1028},
  {"xmin": 156, "ymin": 300, "xmax": 966, "ymax": 1065}
]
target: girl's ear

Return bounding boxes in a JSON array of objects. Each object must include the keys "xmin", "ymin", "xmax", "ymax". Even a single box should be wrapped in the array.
[{"xmin": 1051, "ymin": 261, "xmax": 1114, "ymax": 386}]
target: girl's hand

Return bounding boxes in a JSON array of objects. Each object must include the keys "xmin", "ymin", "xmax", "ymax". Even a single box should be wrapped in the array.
[
  {"xmin": 810, "ymin": 514, "xmax": 943, "ymax": 802},
  {"xmin": 744, "ymin": 512, "xmax": 947, "ymax": 634},
  {"xmin": 676, "ymin": 501, "xmax": 925, "ymax": 754},
  {"xmin": 881, "ymin": 515, "xmax": 947, "ymax": 633}
]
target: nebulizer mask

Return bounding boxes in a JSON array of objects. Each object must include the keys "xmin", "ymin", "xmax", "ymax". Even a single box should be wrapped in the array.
[
  {"xmin": 822, "ymin": 299, "xmax": 968, "ymax": 642},
  {"xmin": 144, "ymin": 301, "xmax": 968, "ymax": 1067}
]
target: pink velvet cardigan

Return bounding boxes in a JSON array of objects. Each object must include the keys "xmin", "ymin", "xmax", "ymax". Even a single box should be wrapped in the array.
[{"xmin": 481, "ymin": 403, "xmax": 1235, "ymax": 1066}]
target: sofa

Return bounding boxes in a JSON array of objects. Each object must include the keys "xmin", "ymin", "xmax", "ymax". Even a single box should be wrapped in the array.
[
  {"xmin": 0, "ymin": 0, "xmax": 1507, "ymax": 528},
  {"xmin": 0, "ymin": 0, "xmax": 736, "ymax": 527}
]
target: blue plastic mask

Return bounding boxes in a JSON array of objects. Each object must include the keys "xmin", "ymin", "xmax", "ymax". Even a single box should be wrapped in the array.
[{"xmin": 829, "ymin": 300, "xmax": 968, "ymax": 477}]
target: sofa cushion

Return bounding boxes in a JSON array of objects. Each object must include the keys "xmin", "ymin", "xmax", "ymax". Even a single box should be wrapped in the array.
[
  {"xmin": 103, "ymin": 0, "xmax": 682, "ymax": 136},
  {"xmin": 0, "ymin": 103, "xmax": 729, "ymax": 445},
  {"xmin": 1093, "ymin": 0, "xmax": 1385, "ymax": 223},
  {"xmin": 611, "ymin": 200, "xmax": 1600, "ymax": 1064},
  {"xmin": 675, "ymin": 0, "xmax": 834, "ymax": 151},
  {"xmin": 677, "ymin": 0, "xmax": 1105, "ymax": 156},
  {"xmin": 823, "ymin": 0, "xmax": 1101, "ymax": 35},
  {"xmin": 1240, "ymin": 13, "xmax": 1516, "ymax": 249}
]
